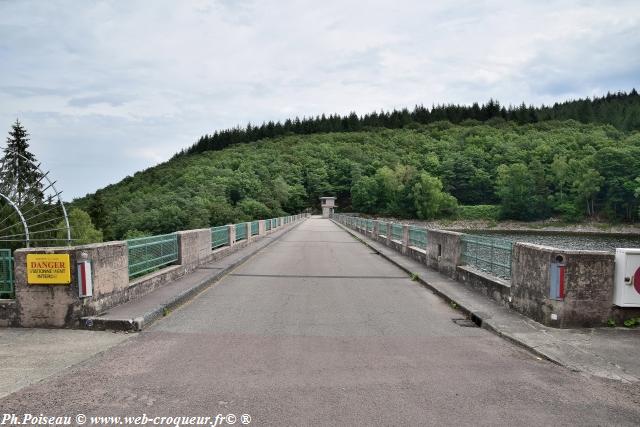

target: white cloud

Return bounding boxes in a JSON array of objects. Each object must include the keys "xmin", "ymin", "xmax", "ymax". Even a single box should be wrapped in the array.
[{"xmin": 0, "ymin": 0, "xmax": 639, "ymax": 198}]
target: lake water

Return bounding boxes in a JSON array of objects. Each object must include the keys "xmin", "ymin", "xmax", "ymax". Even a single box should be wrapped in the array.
[{"xmin": 462, "ymin": 231, "xmax": 640, "ymax": 253}]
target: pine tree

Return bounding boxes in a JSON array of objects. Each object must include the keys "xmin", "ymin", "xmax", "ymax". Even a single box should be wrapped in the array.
[{"xmin": 0, "ymin": 119, "xmax": 43, "ymax": 205}]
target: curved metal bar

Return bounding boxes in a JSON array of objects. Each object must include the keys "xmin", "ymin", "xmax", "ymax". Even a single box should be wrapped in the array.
[
  {"xmin": 0, "ymin": 191, "xmax": 29, "ymax": 247},
  {"xmin": 0, "ymin": 150, "xmax": 70, "ymax": 246}
]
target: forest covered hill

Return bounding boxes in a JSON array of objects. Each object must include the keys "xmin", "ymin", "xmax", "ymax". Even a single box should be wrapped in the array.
[
  {"xmin": 73, "ymin": 114, "xmax": 640, "ymax": 241},
  {"xmin": 180, "ymin": 90, "xmax": 640, "ymax": 156}
]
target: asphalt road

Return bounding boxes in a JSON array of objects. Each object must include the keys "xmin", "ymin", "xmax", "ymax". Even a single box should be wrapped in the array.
[{"xmin": 2, "ymin": 218, "xmax": 640, "ymax": 426}]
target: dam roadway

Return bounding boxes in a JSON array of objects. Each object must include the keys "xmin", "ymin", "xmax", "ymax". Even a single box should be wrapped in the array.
[{"xmin": 2, "ymin": 218, "xmax": 639, "ymax": 425}]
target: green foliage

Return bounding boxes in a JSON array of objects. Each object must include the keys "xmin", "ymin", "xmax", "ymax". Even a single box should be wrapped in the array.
[
  {"xmin": 623, "ymin": 317, "xmax": 640, "ymax": 328},
  {"xmin": 457, "ymin": 205, "xmax": 500, "ymax": 220},
  {"xmin": 0, "ymin": 119, "xmax": 43, "ymax": 205},
  {"xmin": 123, "ymin": 229, "xmax": 151, "ymax": 240},
  {"xmin": 496, "ymin": 163, "xmax": 537, "ymax": 220},
  {"xmin": 351, "ymin": 165, "xmax": 457, "ymax": 219},
  {"xmin": 606, "ymin": 319, "xmax": 616, "ymax": 327},
  {"xmin": 73, "ymin": 120, "xmax": 640, "ymax": 240},
  {"xmin": 181, "ymin": 90, "xmax": 640, "ymax": 157},
  {"xmin": 238, "ymin": 198, "xmax": 271, "ymax": 221},
  {"xmin": 57, "ymin": 208, "xmax": 103, "ymax": 245},
  {"xmin": 351, "ymin": 176, "xmax": 379, "ymax": 213},
  {"xmin": 413, "ymin": 172, "xmax": 458, "ymax": 219}
]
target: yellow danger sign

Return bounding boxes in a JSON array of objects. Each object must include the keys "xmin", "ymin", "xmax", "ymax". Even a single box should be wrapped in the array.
[{"xmin": 26, "ymin": 254, "xmax": 71, "ymax": 285}]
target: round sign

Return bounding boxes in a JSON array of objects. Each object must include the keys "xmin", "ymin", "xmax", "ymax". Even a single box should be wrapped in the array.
[{"xmin": 635, "ymin": 267, "xmax": 640, "ymax": 295}]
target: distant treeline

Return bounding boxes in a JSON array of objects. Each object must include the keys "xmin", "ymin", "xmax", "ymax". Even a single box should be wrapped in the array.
[{"xmin": 179, "ymin": 89, "xmax": 640, "ymax": 156}]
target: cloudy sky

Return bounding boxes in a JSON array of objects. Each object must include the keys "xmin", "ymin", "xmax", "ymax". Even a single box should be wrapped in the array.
[{"xmin": 1, "ymin": 0, "xmax": 639, "ymax": 199}]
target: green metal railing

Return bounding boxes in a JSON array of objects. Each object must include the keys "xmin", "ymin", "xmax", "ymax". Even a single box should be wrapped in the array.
[
  {"xmin": 251, "ymin": 221, "xmax": 259, "ymax": 236},
  {"xmin": 366, "ymin": 219, "xmax": 373, "ymax": 232},
  {"xmin": 0, "ymin": 249, "xmax": 14, "ymax": 298},
  {"xmin": 127, "ymin": 233, "xmax": 179, "ymax": 279},
  {"xmin": 211, "ymin": 226, "xmax": 230, "ymax": 249},
  {"xmin": 461, "ymin": 234, "xmax": 513, "ymax": 279},
  {"xmin": 378, "ymin": 221, "xmax": 389, "ymax": 237},
  {"xmin": 391, "ymin": 223, "xmax": 403, "ymax": 241},
  {"xmin": 335, "ymin": 215, "xmax": 514, "ymax": 280},
  {"xmin": 235, "ymin": 223, "xmax": 247, "ymax": 241},
  {"xmin": 409, "ymin": 226, "xmax": 427, "ymax": 248}
]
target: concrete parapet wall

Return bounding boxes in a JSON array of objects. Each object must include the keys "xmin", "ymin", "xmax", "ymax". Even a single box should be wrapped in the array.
[
  {"xmin": 6, "ymin": 215, "xmax": 307, "ymax": 328},
  {"xmin": 457, "ymin": 265, "xmax": 511, "ymax": 305},
  {"xmin": 510, "ymin": 243, "xmax": 634, "ymax": 328},
  {"xmin": 333, "ymin": 214, "xmax": 639, "ymax": 329},
  {"xmin": 13, "ymin": 242, "xmax": 130, "ymax": 328},
  {"xmin": 177, "ymin": 229, "xmax": 212, "ymax": 271},
  {"xmin": 0, "ymin": 300, "xmax": 17, "ymax": 327},
  {"xmin": 425, "ymin": 229, "xmax": 463, "ymax": 279},
  {"xmin": 407, "ymin": 246, "xmax": 427, "ymax": 264}
]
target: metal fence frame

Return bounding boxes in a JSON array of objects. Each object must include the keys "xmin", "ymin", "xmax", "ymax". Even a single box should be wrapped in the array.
[
  {"xmin": 461, "ymin": 234, "xmax": 513, "ymax": 279},
  {"xmin": 336, "ymin": 214, "xmax": 514, "ymax": 280},
  {"xmin": 0, "ymin": 249, "xmax": 14, "ymax": 298},
  {"xmin": 251, "ymin": 221, "xmax": 259, "ymax": 236},
  {"xmin": 127, "ymin": 233, "xmax": 179, "ymax": 279},
  {"xmin": 378, "ymin": 221, "xmax": 388, "ymax": 237},
  {"xmin": 367, "ymin": 219, "xmax": 373, "ymax": 232},
  {"xmin": 409, "ymin": 226, "xmax": 427, "ymax": 248},
  {"xmin": 211, "ymin": 226, "xmax": 230, "ymax": 249},
  {"xmin": 391, "ymin": 223, "xmax": 403, "ymax": 241},
  {"xmin": 235, "ymin": 223, "xmax": 247, "ymax": 241}
]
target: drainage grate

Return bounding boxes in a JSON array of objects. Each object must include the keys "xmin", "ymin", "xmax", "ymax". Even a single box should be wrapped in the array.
[{"xmin": 452, "ymin": 318, "xmax": 479, "ymax": 327}]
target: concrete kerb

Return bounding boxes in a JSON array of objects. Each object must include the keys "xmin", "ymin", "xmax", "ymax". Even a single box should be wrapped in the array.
[
  {"xmin": 83, "ymin": 219, "xmax": 308, "ymax": 332},
  {"xmin": 331, "ymin": 219, "xmax": 567, "ymax": 367}
]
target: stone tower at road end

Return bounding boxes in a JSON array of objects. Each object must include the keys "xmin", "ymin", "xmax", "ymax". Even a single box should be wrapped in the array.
[{"xmin": 320, "ymin": 196, "xmax": 336, "ymax": 218}]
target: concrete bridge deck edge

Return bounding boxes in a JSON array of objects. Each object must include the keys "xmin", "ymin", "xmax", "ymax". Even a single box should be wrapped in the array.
[
  {"xmin": 331, "ymin": 219, "xmax": 640, "ymax": 383},
  {"xmin": 81, "ymin": 219, "xmax": 308, "ymax": 332}
]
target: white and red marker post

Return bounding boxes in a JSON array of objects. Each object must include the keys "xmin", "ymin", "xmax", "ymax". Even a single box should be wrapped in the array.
[{"xmin": 77, "ymin": 260, "xmax": 93, "ymax": 298}]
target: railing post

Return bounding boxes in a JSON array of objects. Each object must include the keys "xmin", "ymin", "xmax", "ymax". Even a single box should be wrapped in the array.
[
  {"xmin": 385, "ymin": 223, "xmax": 392, "ymax": 246},
  {"xmin": 402, "ymin": 224, "xmax": 410, "ymax": 255},
  {"xmin": 227, "ymin": 224, "xmax": 236, "ymax": 246},
  {"xmin": 259, "ymin": 220, "xmax": 266, "ymax": 236},
  {"xmin": 246, "ymin": 222, "xmax": 253, "ymax": 242}
]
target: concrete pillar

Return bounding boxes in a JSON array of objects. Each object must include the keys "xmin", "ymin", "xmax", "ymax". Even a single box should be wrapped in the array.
[
  {"xmin": 245, "ymin": 222, "xmax": 253, "ymax": 242},
  {"xmin": 372, "ymin": 220, "xmax": 379, "ymax": 240},
  {"xmin": 510, "ymin": 243, "xmax": 621, "ymax": 328},
  {"xmin": 425, "ymin": 229, "xmax": 463, "ymax": 278},
  {"xmin": 385, "ymin": 223, "xmax": 392, "ymax": 246},
  {"xmin": 402, "ymin": 224, "xmax": 410, "ymax": 255},
  {"xmin": 227, "ymin": 224, "xmax": 236, "ymax": 246},
  {"xmin": 259, "ymin": 220, "xmax": 266, "ymax": 235},
  {"xmin": 177, "ymin": 229, "xmax": 212, "ymax": 268},
  {"xmin": 13, "ymin": 242, "xmax": 129, "ymax": 328}
]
